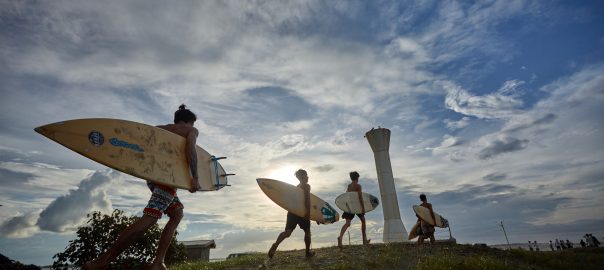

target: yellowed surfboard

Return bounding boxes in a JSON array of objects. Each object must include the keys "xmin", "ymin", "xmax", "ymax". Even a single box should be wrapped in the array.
[
  {"xmin": 256, "ymin": 178, "xmax": 339, "ymax": 223},
  {"xmin": 35, "ymin": 118, "xmax": 231, "ymax": 191},
  {"xmin": 408, "ymin": 221, "xmax": 420, "ymax": 240},
  {"xmin": 412, "ymin": 205, "xmax": 448, "ymax": 228}
]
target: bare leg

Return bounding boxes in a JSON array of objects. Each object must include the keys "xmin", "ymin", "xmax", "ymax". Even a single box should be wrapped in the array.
[
  {"xmin": 338, "ymin": 219, "xmax": 351, "ymax": 249},
  {"xmin": 268, "ymin": 230, "xmax": 292, "ymax": 258},
  {"xmin": 84, "ymin": 215, "xmax": 158, "ymax": 270},
  {"xmin": 429, "ymin": 234, "xmax": 435, "ymax": 244},
  {"xmin": 360, "ymin": 216, "xmax": 370, "ymax": 244},
  {"xmin": 148, "ymin": 208, "xmax": 183, "ymax": 270},
  {"xmin": 304, "ymin": 228, "xmax": 314, "ymax": 258},
  {"xmin": 418, "ymin": 235, "xmax": 424, "ymax": 245}
]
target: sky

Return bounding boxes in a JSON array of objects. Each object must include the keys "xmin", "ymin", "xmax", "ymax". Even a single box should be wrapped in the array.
[{"xmin": 1, "ymin": 0, "xmax": 603, "ymax": 266}]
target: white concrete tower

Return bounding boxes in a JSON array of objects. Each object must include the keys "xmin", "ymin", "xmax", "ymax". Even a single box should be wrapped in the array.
[{"xmin": 365, "ymin": 127, "xmax": 407, "ymax": 242}]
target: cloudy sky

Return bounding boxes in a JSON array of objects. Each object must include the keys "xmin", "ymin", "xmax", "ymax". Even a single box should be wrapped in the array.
[{"xmin": 1, "ymin": 0, "xmax": 603, "ymax": 266}]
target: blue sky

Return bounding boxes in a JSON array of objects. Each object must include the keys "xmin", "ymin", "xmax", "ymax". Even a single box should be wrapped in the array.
[{"xmin": 1, "ymin": 0, "xmax": 603, "ymax": 266}]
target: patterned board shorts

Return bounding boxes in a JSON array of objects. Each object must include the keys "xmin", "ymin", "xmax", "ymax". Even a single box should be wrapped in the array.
[{"xmin": 143, "ymin": 182, "xmax": 184, "ymax": 219}]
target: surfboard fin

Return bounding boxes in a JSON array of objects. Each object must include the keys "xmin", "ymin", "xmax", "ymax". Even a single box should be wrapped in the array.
[
  {"xmin": 221, "ymin": 173, "xmax": 236, "ymax": 177},
  {"xmin": 211, "ymin": 156, "xmax": 227, "ymax": 161}
]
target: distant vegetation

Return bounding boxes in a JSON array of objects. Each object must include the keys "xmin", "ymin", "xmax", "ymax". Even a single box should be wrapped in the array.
[
  {"xmin": 0, "ymin": 253, "xmax": 40, "ymax": 270},
  {"xmin": 172, "ymin": 243, "xmax": 603, "ymax": 270}
]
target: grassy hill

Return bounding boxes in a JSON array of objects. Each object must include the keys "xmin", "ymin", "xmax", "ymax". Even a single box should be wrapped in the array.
[{"xmin": 172, "ymin": 243, "xmax": 603, "ymax": 270}]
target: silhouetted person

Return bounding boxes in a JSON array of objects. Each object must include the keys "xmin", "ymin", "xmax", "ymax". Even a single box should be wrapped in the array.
[
  {"xmin": 337, "ymin": 171, "xmax": 370, "ymax": 249},
  {"xmin": 549, "ymin": 240, "xmax": 555, "ymax": 251},
  {"xmin": 85, "ymin": 105, "xmax": 201, "ymax": 270},
  {"xmin": 528, "ymin": 241, "xmax": 533, "ymax": 251},
  {"xmin": 416, "ymin": 194, "xmax": 436, "ymax": 244},
  {"xmin": 580, "ymin": 239, "xmax": 586, "ymax": 248},
  {"xmin": 565, "ymin": 239, "xmax": 573, "ymax": 249},
  {"xmin": 268, "ymin": 169, "xmax": 316, "ymax": 259},
  {"xmin": 585, "ymin": 234, "xmax": 593, "ymax": 247},
  {"xmin": 591, "ymin": 234, "xmax": 600, "ymax": 247},
  {"xmin": 555, "ymin": 239, "xmax": 561, "ymax": 251}
]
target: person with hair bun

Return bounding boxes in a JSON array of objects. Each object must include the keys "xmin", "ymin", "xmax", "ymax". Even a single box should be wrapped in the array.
[{"xmin": 85, "ymin": 104, "xmax": 200, "ymax": 270}]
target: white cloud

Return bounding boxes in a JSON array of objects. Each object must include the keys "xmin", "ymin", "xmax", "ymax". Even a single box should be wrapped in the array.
[
  {"xmin": 444, "ymin": 80, "xmax": 525, "ymax": 119},
  {"xmin": 444, "ymin": 117, "xmax": 471, "ymax": 130}
]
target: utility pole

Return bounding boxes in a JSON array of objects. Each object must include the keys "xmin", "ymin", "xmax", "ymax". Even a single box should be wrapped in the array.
[{"xmin": 500, "ymin": 220, "xmax": 511, "ymax": 250}]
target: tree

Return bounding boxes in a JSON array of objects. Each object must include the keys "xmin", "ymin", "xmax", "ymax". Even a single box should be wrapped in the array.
[
  {"xmin": 53, "ymin": 210, "xmax": 186, "ymax": 269},
  {"xmin": 0, "ymin": 253, "xmax": 40, "ymax": 270}
]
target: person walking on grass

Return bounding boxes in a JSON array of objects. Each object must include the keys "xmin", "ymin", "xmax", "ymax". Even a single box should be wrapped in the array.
[
  {"xmin": 549, "ymin": 240, "xmax": 555, "ymax": 251},
  {"xmin": 417, "ymin": 194, "xmax": 436, "ymax": 244},
  {"xmin": 591, "ymin": 234, "xmax": 600, "ymax": 247},
  {"xmin": 337, "ymin": 171, "xmax": 370, "ymax": 249},
  {"xmin": 85, "ymin": 105, "xmax": 201, "ymax": 270},
  {"xmin": 268, "ymin": 169, "xmax": 316, "ymax": 259}
]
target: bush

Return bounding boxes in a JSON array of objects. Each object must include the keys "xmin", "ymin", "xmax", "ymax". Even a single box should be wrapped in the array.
[{"xmin": 53, "ymin": 210, "xmax": 186, "ymax": 269}]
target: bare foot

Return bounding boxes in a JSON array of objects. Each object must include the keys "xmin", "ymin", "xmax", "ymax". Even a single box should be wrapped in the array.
[
  {"xmin": 337, "ymin": 237, "xmax": 343, "ymax": 250},
  {"xmin": 268, "ymin": 243, "xmax": 278, "ymax": 259},
  {"xmin": 305, "ymin": 251, "xmax": 315, "ymax": 258},
  {"xmin": 146, "ymin": 261, "xmax": 167, "ymax": 270},
  {"xmin": 364, "ymin": 239, "xmax": 371, "ymax": 245}
]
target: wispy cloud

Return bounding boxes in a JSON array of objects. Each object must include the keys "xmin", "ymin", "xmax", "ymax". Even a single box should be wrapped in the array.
[{"xmin": 444, "ymin": 80, "xmax": 525, "ymax": 120}]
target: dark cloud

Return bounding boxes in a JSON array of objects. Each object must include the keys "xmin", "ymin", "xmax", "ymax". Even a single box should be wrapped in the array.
[
  {"xmin": 0, "ymin": 211, "xmax": 39, "ymax": 238},
  {"xmin": 506, "ymin": 113, "xmax": 557, "ymax": 133},
  {"xmin": 395, "ymin": 183, "xmax": 578, "ymax": 243},
  {"xmin": 483, "ymin": 172, "xmax": 508, "ymax": 182},
  {"xmin": 1, "ymin": 169, "xmax": 113, "ymax": 237},
  {"xmin": 313, "ymin": 164, "xmax": 334, "ymax": 172},
  {"xmin": 478, "ymin": 137, "xmax": 529, "ymax": 159},
  {"xmin": 36, "ymin": 170, "xmax": 115, "ymax": 232},
  {"xmin": 0, "ymin": 148, "xmax": 28, "ymax": 162},
  {"xmin": 0, "ymin": 168, "xmax": 36, "ymax": 186},
  {"xmin": 241, "ymin": 86, "xmax": 316, "ymax": 123}
]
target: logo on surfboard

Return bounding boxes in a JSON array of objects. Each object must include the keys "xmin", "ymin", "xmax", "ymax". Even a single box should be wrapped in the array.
[
  {"xmin": 321, "ymin": 203, "xmax": 338, "ymax": 223},
  {"xmin": 109, "ymin": 138, "xmax": 144, "ymax": 152},
  {"xmin": 88, "ymin": 131, "xmax": 104, "ymax": 147}
]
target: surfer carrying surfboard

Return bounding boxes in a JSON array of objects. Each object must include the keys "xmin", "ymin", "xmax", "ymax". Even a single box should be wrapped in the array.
[
  {"xmin": 337, "ymin": 171, "xmax": 370, "ymax": 249},
  {"xmin": 417, "ymin": 194, "xmax": 436, "ymax": 244},
  {"xmin": 85, "ymin": 105, "xmax": 201, "ymax": 270},
  {"xmin": 267, "ymin": 169, "xmax": 316, "ymax": 259}
]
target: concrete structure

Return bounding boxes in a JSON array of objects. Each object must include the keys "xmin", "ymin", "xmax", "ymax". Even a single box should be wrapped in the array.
[
  {"xmin": 181, "ymin": 240, "xmax": 216, "ymax": 261},
  {"xmin": 365, "ymin": 127, "xmax": 408, "ymax": 242}
]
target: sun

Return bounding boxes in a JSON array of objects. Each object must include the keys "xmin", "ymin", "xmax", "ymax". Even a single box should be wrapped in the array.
[{"xmin": 266, "ymin": 165, "xmax": 301, "ymax": 185}]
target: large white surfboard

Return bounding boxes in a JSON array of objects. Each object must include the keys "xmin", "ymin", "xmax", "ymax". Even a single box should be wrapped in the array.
[
  {"xmin": 412, "ymin": 205, "xmax": 448, "ymax": 228},
  {"xmin": 35, "ymin": 118, "xmax": 231, "ymax": 191},
  {"xmin": 335, "ymin": 192, "xmax": 380, "ymax": 214},
  {"xmin": 256, "ymin": 178, "xmax": 339, "ymax": 224}
]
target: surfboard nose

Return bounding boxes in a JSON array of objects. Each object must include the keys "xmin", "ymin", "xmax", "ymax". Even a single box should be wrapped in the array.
[{"xmin": 34, "ymin": 126, "xmax": 47, "ymax": 136}]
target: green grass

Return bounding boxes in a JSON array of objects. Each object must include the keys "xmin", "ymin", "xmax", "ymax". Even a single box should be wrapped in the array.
[{"xmin": 171, "ymin": 244, "xmax": 604, "ymax": 270}]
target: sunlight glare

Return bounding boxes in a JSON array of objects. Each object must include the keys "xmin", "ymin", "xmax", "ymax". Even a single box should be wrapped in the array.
[{"xmin": 266, "ymin": 165, "xmax": 301, "ymax": 185}]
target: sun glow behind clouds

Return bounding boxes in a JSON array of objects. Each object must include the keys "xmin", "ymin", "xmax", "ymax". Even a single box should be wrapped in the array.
[{"xmin": 265, "ymin": 165, "xmax": 301, "ymax": 185}]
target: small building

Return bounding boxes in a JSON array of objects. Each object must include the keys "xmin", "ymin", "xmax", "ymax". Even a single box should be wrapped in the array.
[{"xmin": 180, "ymin": 240, "xmax": 216, "ymax": 261}]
